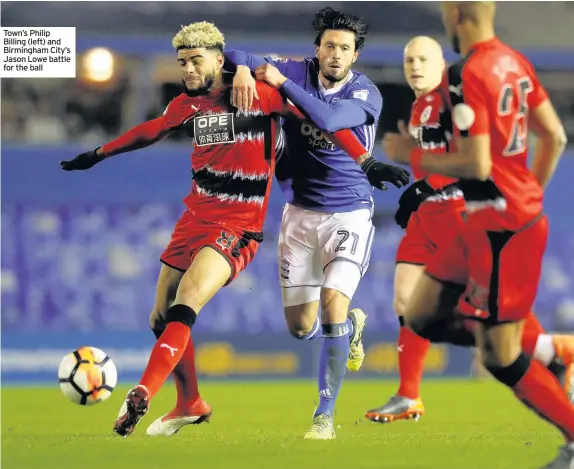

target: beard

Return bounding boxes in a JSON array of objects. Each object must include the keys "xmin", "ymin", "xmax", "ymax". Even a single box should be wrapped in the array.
[
  {"xmin": 451, "ymin": 33, "xmax": 461, "ymax": 54},
  {"xmin": 320, "ymin": 63, "xmax": 351, "ymax": 83},
  {"xmin": 182, "ymin": 68, "xmax": 217, "ymax": 96}
]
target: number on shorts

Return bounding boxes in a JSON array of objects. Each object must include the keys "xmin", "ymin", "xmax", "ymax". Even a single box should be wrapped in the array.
[
  {"xmin": 216, "ymin": 231, "xmax": 236, "ymax": 250},
  {"xmin": 497, "ymin": 77, "xmax": 533, "ymax": 157},
  {"xmin": 335, "ymin": 230, "xmax": 359, "ymax": 255}
]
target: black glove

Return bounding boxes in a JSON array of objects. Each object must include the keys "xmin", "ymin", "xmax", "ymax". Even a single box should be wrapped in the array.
[
  {"xmin": 361, "ymin": 156, "xmax": 411, "ymax": 191},
  {"xmin": 60, "ymin": 148, "xmax": 105, "ymax": 171},
  {"xmin": 394, "ymin": 179, "xmax": 435, "ymax": 229}
]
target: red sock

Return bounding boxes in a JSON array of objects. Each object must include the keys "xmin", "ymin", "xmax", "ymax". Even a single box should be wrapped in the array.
[
  {"xmin": 172, "ymin": 336, "xmax": 200, "ymax": 411},
  {"xmin": 397, "ymin": 326, "xmax": 430, "ymax": 399},
  {"xmin": 521, "ymin": 311, "xmax": 545, "ymax": 356},
  {"xmin": 514, "ymin": 359, "xmax": 574, "ymax": 442},
  {"xmin": 140, "ymin": 322, "xmax": 190, "ymax": 400}
]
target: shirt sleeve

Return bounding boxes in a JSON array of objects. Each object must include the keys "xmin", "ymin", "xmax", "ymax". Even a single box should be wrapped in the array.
[
  {"xmin": 162, "ymin": 95, "xmax": 191, "ymax": 129},
  {"xmin": 344, "ymin": 80, "xmax": 383, "ymax": 125},
  {"xmin": 525, "ymin": 65, "xmax": 548, "ymax": 109},
  {"xmin": 279, "ymin": 79, "xmax": 371, "ymax": 132},
  {"xmin": 224, "ymin": 49, "xmax": 305, "ymax": 77},
  {"xmin": 101, "ymin": 95, "xmax": 188, "ymax": 156}
]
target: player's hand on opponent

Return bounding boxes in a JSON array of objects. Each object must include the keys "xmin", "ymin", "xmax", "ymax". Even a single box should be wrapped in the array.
[
  {"xmin": 59, "ymin": 148, "xmax": 106, "ymax": 171},
  {"xmin": 360, "ymin": 155, "xmax": 411, "ymax": 191},
  {"xmin": 233, "ymin": 65, "xmax": 259, "ymax": 111},
  {"xmin": 384, "ymin": 121, "xmax": 418, "ymax": 165},
  {"xmin": 255, "ymin": 63, "xmax": 288, "ymax": 89}
]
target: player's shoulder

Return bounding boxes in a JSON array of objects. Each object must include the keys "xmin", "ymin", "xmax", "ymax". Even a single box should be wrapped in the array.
[
  {"xmin": 346, "ymin": 71, "xmax": 382, "ymax": 102},
  {"xmin": 167, "ymin": 93, "xmax": 188, "ymax": 105},
  {"xmin": 163, "ymin": 93, "xmax": 188, "ymax": 115},
  {"xmin": 414, "ymin": 87, "xmax": 445, "ymax": 111},
  {"xmin": 272, "ymin": 55, "xmax": 311, "ymax": 71},
  {"xmin": 348, "ymin": 70, "xmax": 378, "ymax": 90},
  {"xmin": 273, "ymin": 56, "xmax": 313, "ymax": 66},
  {"xmin": 506, "ymin": 46, "xmax": 537, "ymax": 78}
]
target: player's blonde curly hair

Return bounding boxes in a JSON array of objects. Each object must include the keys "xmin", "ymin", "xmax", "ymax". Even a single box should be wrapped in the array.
[{"xmin": 172, "ymin": 21, "xmax": 225, "ymax": 51}]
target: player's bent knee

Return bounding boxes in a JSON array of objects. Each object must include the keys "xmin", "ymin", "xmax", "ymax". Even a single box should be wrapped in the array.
[
  {"xmin": 485, "ymin": 352, "xmax": 530, "ymax": 387},
  {"xmin": 323, "ymin": 260, "xmax": 362, "ymax": 301},
  {"xmin": 284, "ymin": 302, "xmax": 320, "ymax": 339},
  {"xmin": 406, "ymin": 279, "xmax": 467, "ymax": 344},
  {"xmin": 149, "ymin": 309, "xmax": 167, "ymax": 336},
  {"xmin": 408, "ymin": 316, "xmax": 442, "ymax": 342},
  {"xmin": 394, "ymin": 263, "xmax": 425, "ymax": 317},
  {"xmin": 165, "ymin": 304, "xmax": 197, "ymax": 328},
  {"xmin": 288, "ymin": 323, "xmax": 315, "ymax": 339}
]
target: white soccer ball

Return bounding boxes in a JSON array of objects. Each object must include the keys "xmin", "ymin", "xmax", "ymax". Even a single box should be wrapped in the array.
[{"xmin": 58, "ymin": 346, "xmax": 117, "ymax": 405}]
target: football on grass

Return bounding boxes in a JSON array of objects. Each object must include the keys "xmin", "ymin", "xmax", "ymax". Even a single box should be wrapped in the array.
[{"xmin": 58, "ymin": 346, "xmax": 117, "ymax": 405}]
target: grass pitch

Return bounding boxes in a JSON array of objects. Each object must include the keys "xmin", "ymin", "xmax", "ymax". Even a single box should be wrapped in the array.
[{"xmin": 1, "ymin": 379, "xmax": 563, "ymax": 469}]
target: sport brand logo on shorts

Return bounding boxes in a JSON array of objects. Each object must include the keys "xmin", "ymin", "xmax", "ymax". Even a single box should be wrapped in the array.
[
  {"xmin": 280, "ymin": 259, "xmax": 290, "ymax": 280},
  {"xmin": 194, "ymin": 113, "xmax": 236, "ymax": 146}
]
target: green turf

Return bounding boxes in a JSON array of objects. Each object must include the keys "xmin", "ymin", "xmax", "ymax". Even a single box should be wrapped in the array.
[{"xmin": 1, "ymin": 379, "xmax": 564, "ymax": 469}]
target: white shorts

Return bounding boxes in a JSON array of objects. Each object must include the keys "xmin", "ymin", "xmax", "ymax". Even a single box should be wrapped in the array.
[{"xmin": 278, "ymin": 203, "xmax": 374, "ymax": 306}]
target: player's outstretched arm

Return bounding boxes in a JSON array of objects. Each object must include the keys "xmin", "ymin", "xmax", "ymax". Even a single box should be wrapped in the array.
[
  {"xmin": 60, "ymin": 116, "xmax": 176, "ymax": 171},
  {"xmin": 254, "ymin": 63, "xmax": 378, "ymax": 133},
  {"xmin": 529, "ymin": 100, "xmax": 568, "ymax": 188},
  {"xmin": 224, "ymin": 49, "xmax": 281, "ymax": 73},
  {"xmin": 328, "ymin": 130, "xmax": 410, "ymax": 190},
  {"xmin": 386, "ymin": 120, "xmax": 492, "ymax": 180},
  {"xmin": 225, "ymin": 50, "xmax": 303, "ymax": 110},
  {"xmin": 265, "ymin": 83, "xmax": 409, "ymax": 190}
]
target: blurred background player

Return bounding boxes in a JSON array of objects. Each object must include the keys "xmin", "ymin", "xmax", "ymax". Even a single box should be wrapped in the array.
[
  {"xmin": 366, "ymin": 35, "xmax": 574, "ymax": 424},
  {"xmin": 385, "ymin": 2, "xmax": 574, "ymax": 467},
  {"xmin": 60, "ymin": 21, "xmax": 381, "ymax": 438},
  {"xmin": 366, "ymin": 35, "xmax": 460, "ymax": 422},
  {"xmin": 224, "ymin": 7, "xmax": 410, "ymax": 439}
]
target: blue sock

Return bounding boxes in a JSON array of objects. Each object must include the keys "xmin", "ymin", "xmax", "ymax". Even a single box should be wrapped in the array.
[
  {"xmin": 298, "ymin": 316, "xmax": 353, "ymax": 341},
  {"xmin": 315, "ymin": 323, "xmax": 350, "ymax": 417},
  {"xmin": 346, "ymin": 316, "xmax": 354, "ymax": 340},
  {"xmin": 299, "ymin": 317, "xmax": 324, "ymax": 340}
]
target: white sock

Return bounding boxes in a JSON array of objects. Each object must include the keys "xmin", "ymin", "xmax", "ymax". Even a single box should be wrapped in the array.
[{"xmin": 532, "ymin": 334, "xmax": 555, "ymax": 367}]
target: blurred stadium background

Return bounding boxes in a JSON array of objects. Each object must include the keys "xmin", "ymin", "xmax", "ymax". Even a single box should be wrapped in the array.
[{"xmin": 2, "ymin": 1, "xmax": 574, "ymax": 385}]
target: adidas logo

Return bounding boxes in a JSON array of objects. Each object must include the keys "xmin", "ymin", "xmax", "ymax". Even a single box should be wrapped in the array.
[{"xmin": 319, "ymin": 388, "xmax": 332, "ymax": 399}]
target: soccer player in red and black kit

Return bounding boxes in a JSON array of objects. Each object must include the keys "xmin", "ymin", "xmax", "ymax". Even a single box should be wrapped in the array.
[
  {"xmin": 384, "ymin": 2, "xmax": 573, "ymax": 466},
  {"xmin": 366, "ymin": 36, "xmax": 574, "ymax": 424},
  {"xmin": 60, "ymin": 22, "xmax": 406, "ymax": 438}
]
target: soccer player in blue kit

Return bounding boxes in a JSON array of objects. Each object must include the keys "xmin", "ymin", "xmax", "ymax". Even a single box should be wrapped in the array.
[{"xmin": 225, "ymin": 7, "xmax": 410, "ymax": 439}]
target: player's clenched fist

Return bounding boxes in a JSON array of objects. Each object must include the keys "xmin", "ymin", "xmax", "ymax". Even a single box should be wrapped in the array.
[
  {"xmin": 255, "ymin": 63, "xmax": 288, "ymax": 89},
  {"xmin": 60, "ymin": 148, "xmax": 105, "ymax": 171}
]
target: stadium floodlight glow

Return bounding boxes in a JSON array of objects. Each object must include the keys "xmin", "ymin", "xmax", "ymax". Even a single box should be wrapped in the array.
[{"xmin": 83, "ymin": 47, "xmax": 115, "ymax": 82}]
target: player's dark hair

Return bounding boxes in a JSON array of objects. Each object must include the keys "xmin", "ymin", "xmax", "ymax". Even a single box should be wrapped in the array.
[{"xmin": 312, "ymin": 7, "xmax": 368, "ymax": 51}]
